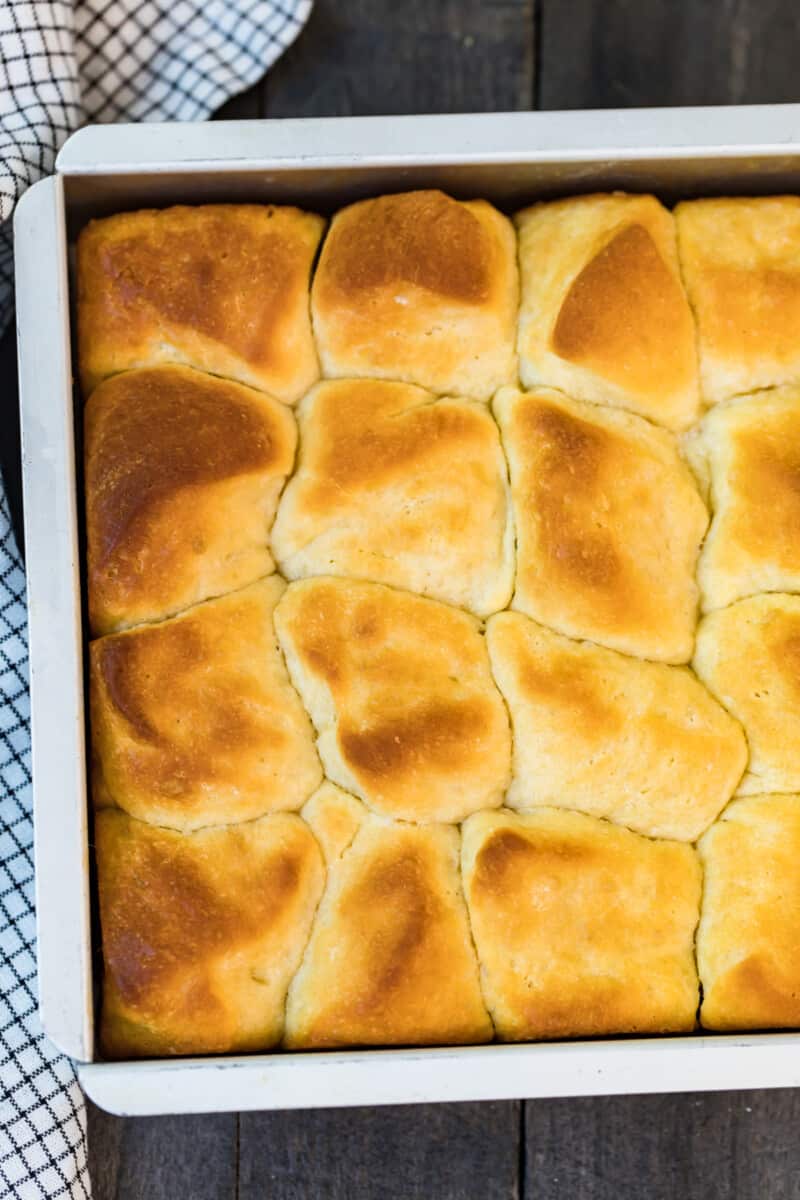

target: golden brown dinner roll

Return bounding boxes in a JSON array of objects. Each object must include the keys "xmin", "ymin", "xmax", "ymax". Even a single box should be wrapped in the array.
[
  {"xmin": 96, "ymin": 808, "xmax": 325, "ymax": 1058},
  {"xmin": 77, "ymin": 204, "xmax": 324, "ymax": 402},
  {"xmin": 90, "ymin": 578, "xmax": 322, "ymax": 831},
  {"xmin": 284, "ymin": 795, "xmax": 492, "ymax": 1048},
  {"xmin": 271, "ymin": 379, "xmax": 513, "ymax": 615},
  {"xmin": 694, "ymin": 594, "xmax": 800, "ymax": 795},
  {"xmin": 516, "ymin": 193, "xmax": 699, "ymax": 429},
  {"xmin": 685, "ymin": 387, "xmax": 800, "ymax": 611},
  {"xmin": 274, "ymin": 578, "xmax": 511, "ymax": 823},
  {"xmin": 311, "ymin": 190, "xmax": 518, "ymax": 399},
  {"xmin": 698, "ymin": 794, "xmax": 800, "ymax": 1030},
  {"xmin": 486, "ymin": 612, "xmax": 746, "ymax": 841},
  {"xmin": 84, "ymin": 364, "xmax": 296, "ymax": 635},
  {"xmin": 676, "ymin": 197, "xmax": 800, "ymax": 405},
  {"xmin": 494, "ymin": 386, "xmax": 708, "ymax": 662},
  {"xmin": 461, "ymin": 808, "xmax": 701, "ymax": 1041}
]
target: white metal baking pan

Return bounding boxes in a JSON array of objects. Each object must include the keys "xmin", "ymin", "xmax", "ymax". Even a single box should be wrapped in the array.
[{"xmin": 16, "ymin": 106, "xmax": 800, "ymax": 1116}]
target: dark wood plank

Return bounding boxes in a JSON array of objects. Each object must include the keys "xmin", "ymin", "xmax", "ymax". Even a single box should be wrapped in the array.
[
  {"xmin": 525, "ymin": 1089, "xmax": 800, "ymax": 1199},
  {"xmin": 240, "ymin": 1101, "xmax": 520, "ymax": 1200},
  {"xmin": 239, "ymin": 9, "xmax": 533, "ymax": 1200},
  {"xmin": 85, "ymin": 1102, "xmax": 122, "ymax": 1200},
  {"xmin": 539, "ymin": 0, "xmax": 799, "ymax": 110},
  {"xmin": 528, "ymin": 2, "xmax": 800, "ymax": 1196},
  {"xmin": 262, "ymin": 0, "xmax": 536, "ymax": 117},
  {"xmin": 214, "ymin": 86, "xmax": 261, "ymax": 120},
  {"xmin": 87, "ymin": 1100, "xmax": 238, "ymax": 1200}
]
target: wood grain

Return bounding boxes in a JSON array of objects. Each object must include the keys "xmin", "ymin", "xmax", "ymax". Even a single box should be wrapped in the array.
[
  {"xmin": 261, "ymin": 0, "xmax": 536, "ymax": 116},
  {"xmin": 239, "ymin": 1102, "xmax": 521, "ymax": 1200},
  {"xmin": 525, "ymin": 1089, "xmax": 800, "ymax": 1199},
  {"xmin": 87, "ymin": 1101, "xmax": 238, "ymax": 1200},
  {"xmin": 539, "ymin": 0, "xmax": 800, "ymax": 109}
]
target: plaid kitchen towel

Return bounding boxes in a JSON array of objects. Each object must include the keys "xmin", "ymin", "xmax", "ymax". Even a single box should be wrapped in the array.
[
  {"xmin": 0, "ymin": 493, "xmax": 89, "ymax": 1197},
  {"xmin": 0, "ymin": 1, "xmax": 312, "ymax": 1194}
]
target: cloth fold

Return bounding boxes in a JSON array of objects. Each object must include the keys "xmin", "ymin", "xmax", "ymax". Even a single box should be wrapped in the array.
[{"xmin": 0, "ymin": 0, "xmax": 312, "ymax": 1193}]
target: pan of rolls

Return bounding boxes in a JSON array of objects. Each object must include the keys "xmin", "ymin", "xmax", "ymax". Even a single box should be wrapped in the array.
[{"xmin": 72, "ymin": 185, "xmax": 800, "ymax": 1061}]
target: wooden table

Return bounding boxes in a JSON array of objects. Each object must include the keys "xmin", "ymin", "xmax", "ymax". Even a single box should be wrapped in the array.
[{"xmin": 5, "ymin": 1, "xmax": 800, "ymax": 1195}]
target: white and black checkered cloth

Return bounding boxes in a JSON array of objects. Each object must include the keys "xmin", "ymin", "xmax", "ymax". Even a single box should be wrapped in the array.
[
  {"xmin": 0, "ymin": 496, "xmax": 89, "ymax": 1197},
  {"xmin": 0, "ymin": 1, "xmax": 312, "ymax": 1194}
]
